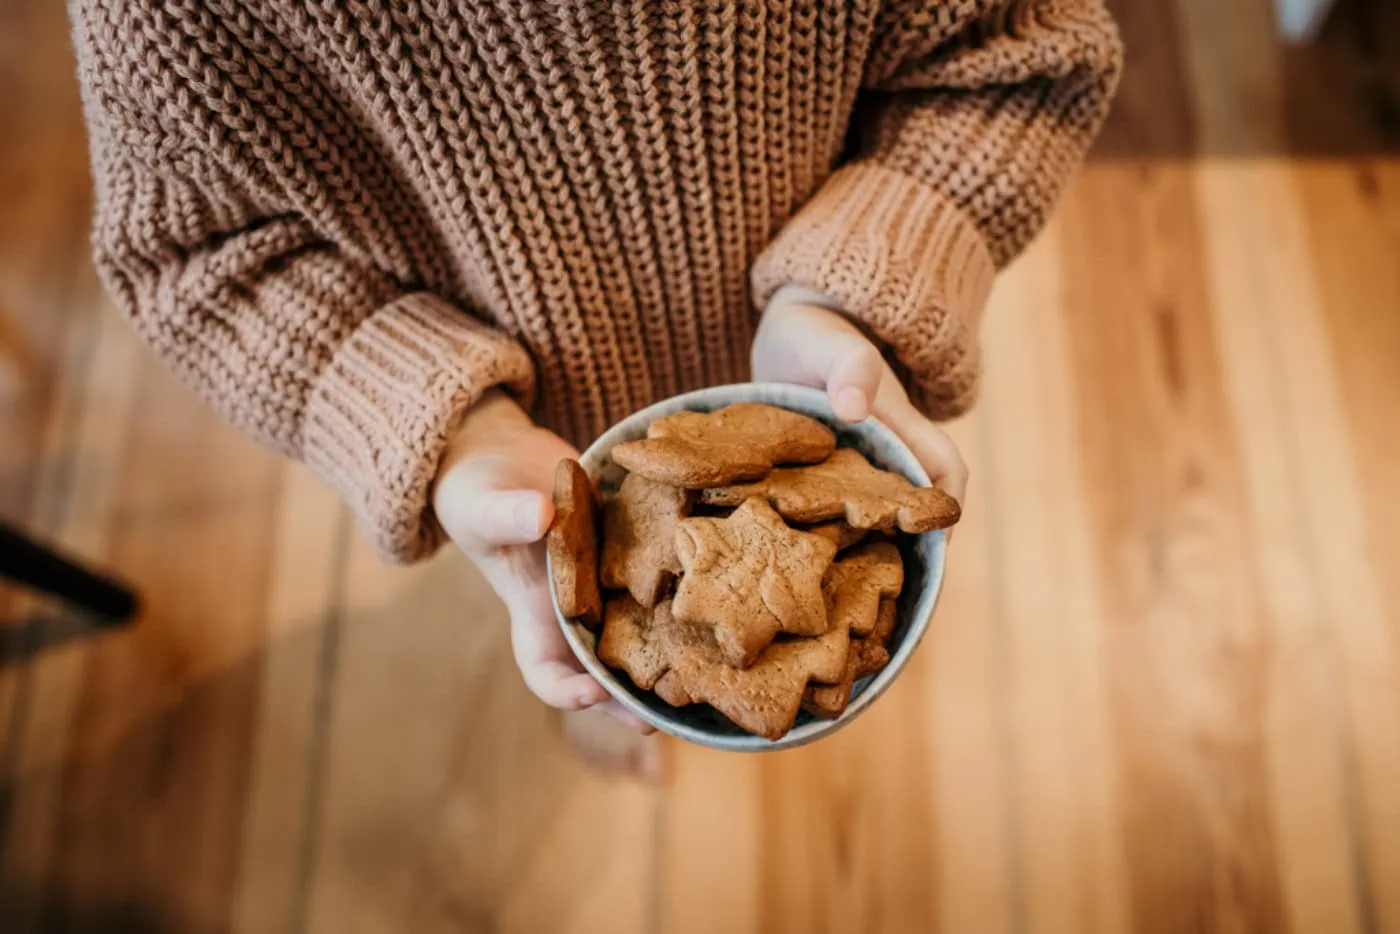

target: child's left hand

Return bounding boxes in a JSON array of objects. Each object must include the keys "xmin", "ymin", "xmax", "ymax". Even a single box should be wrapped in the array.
[{"xmin": 752, "ymin": 287, "xmax": 969, "ymax": 513}]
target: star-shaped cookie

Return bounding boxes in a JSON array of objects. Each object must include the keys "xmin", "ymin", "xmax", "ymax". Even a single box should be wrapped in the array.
[
  {"xmin": 596, "ymin": 596, "xmax": 698, "ymax": 691},
  {"xmin": 672, "ymin": 498, "xmax": 838, "ymax": 667},
  {"xmin": 601, "ymin": 473, "xmax": 692, "ymax": 606},
  {"xmin": 610, "ymin": 402, "xmax": 836, "ymax": 488},
  {"xmin": 701, "ymin": 448, "xmax": 961, "ymax": 533}
]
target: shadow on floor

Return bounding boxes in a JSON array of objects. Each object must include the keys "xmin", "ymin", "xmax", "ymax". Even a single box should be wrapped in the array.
[
  {"xmin": 0, "ymin": 881, "xmax": 173, "ymax": 934},
  {"xmin": 0, "ymin": 553, "xmax": 622, "ymax": 934},
  {"xmin": 0, "ymin": 612, "xmax": 131, "ymax": 665}
]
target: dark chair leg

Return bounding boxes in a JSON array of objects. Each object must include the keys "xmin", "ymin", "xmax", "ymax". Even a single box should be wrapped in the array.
[{"xmin": 0, "ymin": 521, "xmax": 139, "ymax": 623}]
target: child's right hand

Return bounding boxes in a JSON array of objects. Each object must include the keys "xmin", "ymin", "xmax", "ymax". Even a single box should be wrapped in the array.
[{"xmin": 432, "ymin": 391, "xmax": 651, "ymax": 731}]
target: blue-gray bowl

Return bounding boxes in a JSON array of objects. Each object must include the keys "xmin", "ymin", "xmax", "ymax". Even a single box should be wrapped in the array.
[{"xmin": 548, "ymin": 382, "xmax": 947, "ymax": 751}]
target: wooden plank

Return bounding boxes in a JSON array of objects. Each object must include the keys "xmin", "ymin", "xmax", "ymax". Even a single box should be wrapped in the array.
[
  {"xmin": 3, "ymin": 329, "xmax": 282, "ymax": 932},
  {"xmin": 656, "ymin": 671, "xmax": 944, "ymax": 934},
  {"xmin": 1190, "ymin": 158, "xmax": 1375, "ymax": 934},
  {"xmin": 1290, "ymin": 160, "xmax": 1400, "ymax": 933},
  {"xmin": 1057, "ymin": 161, "xmax": 1295, "ymax": 933},
  {"xmin": 1174, "ymin": 2, "xmax": 1399, "ymax": 930},
  {"xmin": 79, "ymin": 364, "xmax": 279, "ymax": 934},
  {"xmin": 230, "ymin": 463, "xmax": 348, "ymax": 934},
  {"xmin": 927, "ymin": 413, "xmax": 1017, "ymax": 934},
  {"xmin": 653, "ymin": 740, "xmax": 763, "ymax": 934},
  {"xmin": 979, "ymin": 213, "xmax": 1129, "ymax": 934},
  {"xmin": 0, "ymin": 0, "xmax": 105, "ymax": 836},
  {"xmin": 1193, "ymin": 157, "xmax": 1400, "ymax": 934},
  {"xmin": 1293, "ymin": 161, "xmax": 1400, "ymax": 642},
  {"xmin": 0, "ymin": 297, "xmax": 143, "ymax": 932},
  {"xmin": 0, "ymin": 0, "xmax": 93, "ymax": 524},
  {"xmin": 302, "ymin": 539, "xmax": 656, "ymax": 934}
]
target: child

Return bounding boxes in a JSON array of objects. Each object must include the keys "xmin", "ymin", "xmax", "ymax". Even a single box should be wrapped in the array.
[{"xmin": 72, "ymin": 0, "xmax": 1121, "ymax": 765}]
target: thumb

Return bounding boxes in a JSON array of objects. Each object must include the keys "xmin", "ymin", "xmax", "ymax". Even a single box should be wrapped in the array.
[
  {"xmin": 470, "ymin": 488, "xmax": 553, "ymax": 546},
  {"xmin": 754, "ymin": 301, "xmax": 885, "ymax": 422},
  {"xmin": 436, "ymin": 463, "xmax": 555, "ymax": 549},
  {"xmin": 822, "ymin": 332, "xmax": 885, "ymax": 423}
]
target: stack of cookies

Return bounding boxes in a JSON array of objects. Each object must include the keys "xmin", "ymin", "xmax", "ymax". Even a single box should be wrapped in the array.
[{"xmin": 547, "ymin": 402, "xmax": 960, "ymax": 741}]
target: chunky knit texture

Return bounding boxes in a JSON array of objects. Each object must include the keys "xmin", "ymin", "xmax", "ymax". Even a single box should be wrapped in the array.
[{"xmin": 71, "ymin": 0, "xmax": 1122, "ymax": 561}]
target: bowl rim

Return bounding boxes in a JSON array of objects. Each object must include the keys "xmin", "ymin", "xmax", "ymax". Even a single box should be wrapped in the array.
[{"xmin": 547, "ymin": 382, "xmax": 948, "ymax": 751}]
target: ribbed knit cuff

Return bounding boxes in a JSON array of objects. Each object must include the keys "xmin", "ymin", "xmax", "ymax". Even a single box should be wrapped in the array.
[
  {"xmin": 303, "ymin": 292, "xmax": 536, "ymax": 563},
  {"xmin": 752, "ymin": 164, "xmax": 996, "ymax": 419}
]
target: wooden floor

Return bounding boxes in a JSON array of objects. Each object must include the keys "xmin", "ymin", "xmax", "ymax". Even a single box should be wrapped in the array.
[{"xmin": 3, "ymin": 0, "xmax": 1399, "ymax": 931}]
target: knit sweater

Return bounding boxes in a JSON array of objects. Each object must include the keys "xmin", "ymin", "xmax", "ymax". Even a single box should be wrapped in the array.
[{"xmin": 71, "ymin": 0, "xmax": 1122, "ymax": 561}]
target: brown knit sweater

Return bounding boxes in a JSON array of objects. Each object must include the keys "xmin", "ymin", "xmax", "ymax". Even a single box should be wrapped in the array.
[{"xmin": 71, "ymin": 0, "xmax": 1121, "ymax": 561}]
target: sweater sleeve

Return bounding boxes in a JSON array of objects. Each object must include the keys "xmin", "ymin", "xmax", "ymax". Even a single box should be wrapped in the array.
[
  {"xmin": 75, "ymin": 25, "xmax": 534, "ymax": 563},
  {"xmin": 752, "ymin": 0, "xmax": 1123, "ymax": 418}
]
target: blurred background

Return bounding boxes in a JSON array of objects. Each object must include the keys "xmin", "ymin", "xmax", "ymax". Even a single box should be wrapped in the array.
[{"xmin": 1, "ymin": 0, "xmax": 1398, "ymax": 932}]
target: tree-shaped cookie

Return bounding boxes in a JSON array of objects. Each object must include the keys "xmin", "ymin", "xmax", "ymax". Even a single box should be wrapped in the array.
[
  {"xmin": 796, "ymin": 543, "xmax": 902, "ymax": 718},
  {"xmin": 701, "ymin": 448, "xmax": 961, "ymax": 533},
  {"xmin": 672, "ymin": 498, "xmax": 838, "ymax": 667},
  {"xmin": 804, "ymin": 599, "xmax": 898, "ymax": 719},
  {"xmin": 601, "ymin": 473, "xmax": 692, "ymax": 606},
  {"xmin": 823, "ymin": 541, "xmax": 904, "ymax": 636},
  {"xmin": 661, "ymin": 626, "xmax": 851, "ymax": 739},
  {"xmin": 610, "ymin": 402, "xmax": 836, "ymax": 488},
  {"xmin": 802, "ymin": 519, "xmax": 867, "ymax": 551},
  {"xmin": 598, "ymin": 595, "xmax": 850, "ymax": 740}
]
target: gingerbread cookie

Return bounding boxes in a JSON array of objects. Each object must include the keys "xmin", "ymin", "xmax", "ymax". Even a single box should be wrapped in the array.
[
  {"xmin": 598, "ymin": 595, "xmax": 850, "ymax": 739},
  {"xmin": 546, "ymin": 459, "xmax": 602, "ymax": 628},
  {"xmin": 653, "ymin": 670, "xmax": 693, "ymax": 708},
  {"xmin": 673, "ymin": 627, "xmax": 850, "ymax": 739},
  {"xmin": 610, "ymin": 402, "xmax": 836, "ymax": 488},
  {"xmin": 804, "ymin": 599, "xmax": 898, "ymax": 718},
  {"xmin": 802, "ymin": 519, "xmax": 868, "ymax": 551},
  {"xmin": 597, "ymin": 595, "xmax": 695, "ymax": 690},
  {"xmin": 824, "ymin": 541, "xmax": 904, "ymax": 636},
  {"xmin": 601, "ymin": 473, "xmax": 692, "ymax": 606},
  {"xmin": 672, "ymin": 498, "xmax": 838, "ymax": 667},
  {"xmin": 701, "ymin": 447, "xmax": 961, "ymax": 533}
]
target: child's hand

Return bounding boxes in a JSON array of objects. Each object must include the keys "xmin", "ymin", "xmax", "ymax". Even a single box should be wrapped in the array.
[
  {"xmin": 432, "ymin": 391, "xmax": 651, "ymax": 731},
  {"xmin": 752, "ymin": 287, "xmax": 969, "ymax": 511}
]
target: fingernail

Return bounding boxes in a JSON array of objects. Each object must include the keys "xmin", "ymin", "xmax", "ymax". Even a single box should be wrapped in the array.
[
  {"xmin": 507, "ymin": 492, "xmax": 543, "ymax": 537},
  {"xmin": 834, "ymin": 386, "xmax": 869, "ymax": 421},
  {"xmin": 575, "ymin": 686, "xmax": 601, "ymax": 708}
]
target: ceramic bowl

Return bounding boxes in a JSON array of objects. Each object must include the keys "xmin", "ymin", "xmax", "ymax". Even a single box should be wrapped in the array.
[{"xmin": 548, "ymin": 382, "xmax": 947, "ymax": 751}]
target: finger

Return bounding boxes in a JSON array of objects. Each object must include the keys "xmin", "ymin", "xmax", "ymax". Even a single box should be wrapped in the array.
[
  {"xmin": 902, "ymin": 419, "xmax": 969, "ymax": 506},
  {"xmin": 595, "ymin": 699, "xmax": 656, "ymax": 734},
  {"xmin": 523, "ymin": 660, "xmax": 609, "ymax": 710},
  {"xmin": 825, "ymin": 337, "xmax": 884, "ymax": 423},
  {"xmin": 445, "ymin": 484, "xmax": 554, "ymax": 548},
  {"xmin": 477, "ymin": 489, "xmax": 553, "ymax": 545},
  {"xmin": 507, "ymin": 569, "xmax": 611, "ymax": 709},
  {"xmin": 753, "ymin": 304, "xmax": 884, "ymax": 421}
]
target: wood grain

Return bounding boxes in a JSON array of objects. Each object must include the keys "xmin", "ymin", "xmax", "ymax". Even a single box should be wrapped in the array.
[
  {"xmin": 4, "ymin": 0, "xmax": 1400, "ymax": 932},
  {"xmin": 925, "ymin": 415, "xmax": 1017, "ymax": 934},
  {"xmin": 980, "ymin": 222, "xmax": 1130, "ymax": 934},
  {"xmin": 299, "ymin": 541, "xmax": 656, "ymax": 934},
  {"xmin": 231, "ymin": 463, "xmax": 348, "ymax": 934},
  {"xmin": 1060, "ymin": 160, "xmax": 1289, "ymax": 934}
]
